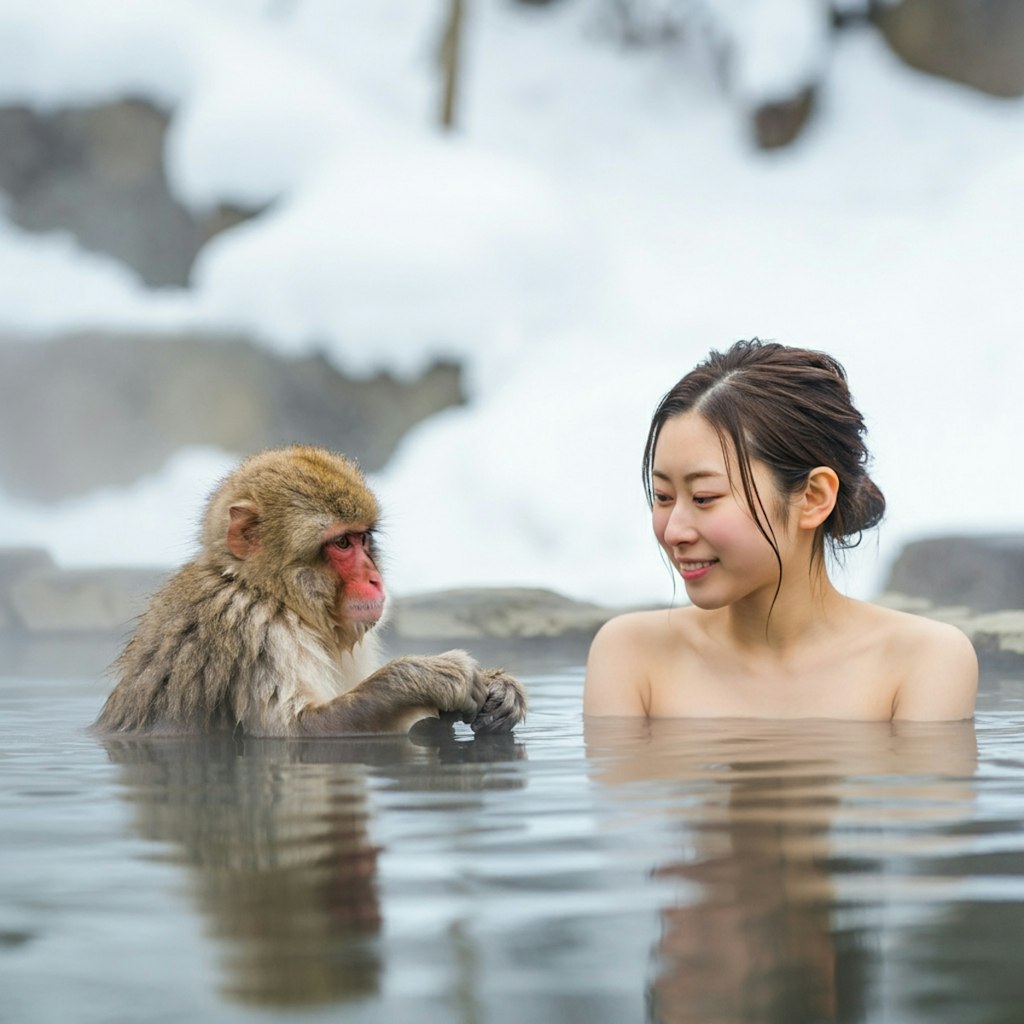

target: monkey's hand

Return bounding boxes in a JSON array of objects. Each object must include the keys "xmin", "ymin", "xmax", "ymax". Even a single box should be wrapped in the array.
[
  {"xmin": 468, "ymin": 668, "xmax": 528, "ymax": 735},
  {"xmin": 415, "ymin": 649, "xmax": 493, "ymax": 722}
]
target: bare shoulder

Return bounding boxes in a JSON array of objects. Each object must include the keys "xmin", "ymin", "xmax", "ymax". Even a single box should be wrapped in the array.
[
  {"xmin": 866, "ymin": 603, "xmax": 979, "ymax": 721},
  {"xmin": 583, "ymin": 609, "xmax": 683, "ymax": 717},
  {"xmin": 595, "ymin": 608, "xmax": 681, "ymax": 643}
]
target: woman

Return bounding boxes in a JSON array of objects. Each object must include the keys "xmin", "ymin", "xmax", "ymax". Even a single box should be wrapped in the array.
[{"xmin": 583, "ymin": 339, "xmax": 977, "ymax": 721}]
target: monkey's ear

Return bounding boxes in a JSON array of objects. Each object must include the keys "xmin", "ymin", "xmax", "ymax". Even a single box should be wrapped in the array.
[{"xmin": 227, "ymin": 503, "xmax": 261, "ymax": 559}]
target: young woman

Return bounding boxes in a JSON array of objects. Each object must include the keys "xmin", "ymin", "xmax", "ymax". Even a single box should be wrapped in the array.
[{"xmin": 584, "ymin": 339, "xmax": 977, "ymax": 722}]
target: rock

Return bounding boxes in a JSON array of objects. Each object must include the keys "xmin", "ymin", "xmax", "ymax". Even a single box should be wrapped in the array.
[
  {"xmin": 0, "ymin": 98, "xmax": 259, "ymax": 287},
  {"xmin": 883, "ymin": 535, "xmax": 1024, "ymax": 614},
  {"xmin": 390, "ymin": 587, "xmax": 613, "ymax": 640},
  {"xmin": 877, "ymin": 594, "xmax": 1024, "ymax": 671},
  {"xmin": 0, "ymin": 548, "xmax": 56, "ymax": 629},
  {"xmin": 0, "ymin": 550, "xmax": 613, "ymax": 643},
  {"xmin": 872, "ymin": 0, "xmax": 1024, "ymax": 98},
  {"xmin": 0, "ymin": 557, "xmax": 615, "ymax": 677},
  {"xmin": 8, "ymin": 564, "xmax": 168, "ymax": 633},
  {"xmin": 0, "ymin": 331, "xmax": 463, "ymax": 501},
  {"xmin": 972, "ymin": 611, "xmax": 1024, "ymax": 658},
  {"xmin": 2, "ymin": 541, "xmax": 1023, "ymax": 678},
  {"xmin": 752, "ymin": 85, "xmax": 816, "ymax": 150}
]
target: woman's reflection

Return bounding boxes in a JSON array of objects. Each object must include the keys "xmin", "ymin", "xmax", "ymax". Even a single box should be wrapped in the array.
[{"xmin": 585, "ymin": 717, "xmax": 977, "ymax": 1024}]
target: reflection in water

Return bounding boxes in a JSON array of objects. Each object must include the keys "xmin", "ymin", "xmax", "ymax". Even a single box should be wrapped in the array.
[
  {"xmin": 8, "ymin": 674, "xmax": 1024, "ymax": 1022},
  {"xmin": 101, "ymin": 725, "xmax": 525, "ymax": 1009},
  {"xmin": 585, "ymin": 717, "xmax": 978, "ymax": 1024}
]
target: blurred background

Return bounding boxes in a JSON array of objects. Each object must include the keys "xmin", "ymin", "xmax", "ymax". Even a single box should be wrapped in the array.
[{"xmin": 0, "ymin": 0, "xmax": 1021, "ymax": 608}]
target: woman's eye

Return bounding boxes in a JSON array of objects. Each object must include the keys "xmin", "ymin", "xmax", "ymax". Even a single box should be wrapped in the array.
[
  {"xmin": 653, "ymin": 492, "xmax": 672, "ymax": 505},
  {"xmin": 693, "ymin": 495, "xmax": 717, "ymax": 507}
]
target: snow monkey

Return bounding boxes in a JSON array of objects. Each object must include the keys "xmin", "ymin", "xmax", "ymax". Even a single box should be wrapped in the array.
[{"xmin": 94, "ymin": 446, "xmax": 527, "ymax": 737}]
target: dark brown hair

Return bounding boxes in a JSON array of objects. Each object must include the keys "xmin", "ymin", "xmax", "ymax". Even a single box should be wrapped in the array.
[{"xmin": 643, "ymin": 339, "xmax": 885, "ymax": 578}]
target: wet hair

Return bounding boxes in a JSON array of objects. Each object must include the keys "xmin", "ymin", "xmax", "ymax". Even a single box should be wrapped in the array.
[{"xmin": 643, "ymin": 339, "xmax": 885, "ymax": 580}]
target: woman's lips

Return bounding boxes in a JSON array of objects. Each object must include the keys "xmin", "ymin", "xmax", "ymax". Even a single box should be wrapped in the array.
[{"xmin": 678, "ymin": 559, "xmax": 717, "ymax": 581}]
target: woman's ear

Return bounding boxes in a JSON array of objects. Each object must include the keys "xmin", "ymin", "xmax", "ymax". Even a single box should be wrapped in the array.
[{"xmin": 798, "ymin": 467, "xmax": 839, "ymax": 530}]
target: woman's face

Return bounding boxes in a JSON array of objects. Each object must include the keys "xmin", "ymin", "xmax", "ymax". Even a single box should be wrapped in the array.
[{"xmin": 651, "ymin": 412, "xmax": 794, "ymax": 610}]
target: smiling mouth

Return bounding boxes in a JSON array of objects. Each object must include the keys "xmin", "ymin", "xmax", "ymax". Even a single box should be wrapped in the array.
[{"xmin": 678, "ymin": 559, "xmax": 717, "ymax": 579}]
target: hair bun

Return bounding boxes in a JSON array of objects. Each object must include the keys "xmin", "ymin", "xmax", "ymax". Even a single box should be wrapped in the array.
[{"xmin": 832, "ymin": 475, "xmax": 885, "ymax": 549}]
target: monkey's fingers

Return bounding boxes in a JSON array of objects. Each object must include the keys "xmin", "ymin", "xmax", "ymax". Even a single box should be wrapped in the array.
[
  {"xmin": 469, "ymin": 671, "xmax": 527, "ymax": 735},
  {"xmin": 427, "ymin": 650, "xmax": 489, "ymax": 721}
]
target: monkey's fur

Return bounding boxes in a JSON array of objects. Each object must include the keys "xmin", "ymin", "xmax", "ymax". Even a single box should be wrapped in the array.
[{"xmin": 94, "ymin": 446, "xmax": 526, "ymax": 737}]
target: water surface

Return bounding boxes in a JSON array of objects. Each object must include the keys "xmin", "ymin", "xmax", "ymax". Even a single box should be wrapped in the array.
[{"xmin": 2, "ymin": 665, "xmax": 1023, "ymax": 1023}]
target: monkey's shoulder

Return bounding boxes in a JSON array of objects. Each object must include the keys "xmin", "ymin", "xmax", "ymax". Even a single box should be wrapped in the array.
[{"xmin": 105, "ymin": 566, "xmax": 271, "ymax": 720}]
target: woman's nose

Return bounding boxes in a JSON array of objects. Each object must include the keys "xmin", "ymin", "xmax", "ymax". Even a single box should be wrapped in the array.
[{"xmin": 663, "ymin": 503, "xmax": 698, "ymax": 546}]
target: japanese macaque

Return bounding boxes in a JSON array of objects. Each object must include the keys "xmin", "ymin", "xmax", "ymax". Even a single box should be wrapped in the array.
[{"xmin": 94, "ymin": 446, "xmax": 527, "ymax": 737}]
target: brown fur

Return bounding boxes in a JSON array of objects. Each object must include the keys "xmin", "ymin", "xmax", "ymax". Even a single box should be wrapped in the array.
[{"xmin": 94, "ymin": 446, "xmax": 526, "ymax": 737}]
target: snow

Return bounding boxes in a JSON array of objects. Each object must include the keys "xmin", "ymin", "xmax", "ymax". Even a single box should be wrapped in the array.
[
  {"xmin": 0, "ymin": 0, "xmax": 1022, "ymax": 609},
  {"xmin": 704, "ymin": 0, "xmax": 831, "ymax": 104}
]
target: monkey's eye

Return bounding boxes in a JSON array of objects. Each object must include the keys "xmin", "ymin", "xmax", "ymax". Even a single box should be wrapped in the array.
[{"xmin": 326, "ymin": 531, "xmax": 375, "ymax": 552}]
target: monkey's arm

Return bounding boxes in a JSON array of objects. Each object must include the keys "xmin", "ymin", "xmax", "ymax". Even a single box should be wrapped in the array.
[{"xmin": 296, "ymin": 649, "xmax": 525, "ymax": 736}]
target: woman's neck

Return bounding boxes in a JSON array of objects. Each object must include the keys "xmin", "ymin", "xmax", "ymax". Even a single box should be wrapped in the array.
[{"xmin": 719, "ymin": 568, "xmax": 846, "ymax": 656}]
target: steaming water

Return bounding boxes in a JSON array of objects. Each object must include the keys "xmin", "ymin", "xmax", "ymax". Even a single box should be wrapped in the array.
[{"xmin": 2, "ymin": 663, "xmax": 1024, "ymax": 1024}]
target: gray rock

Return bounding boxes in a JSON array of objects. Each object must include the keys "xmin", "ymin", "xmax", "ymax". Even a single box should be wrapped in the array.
[
  {"xmin": 752, "ymin": 85, "xmax": 816, "ymax": 151},
  {"xmin": 2, "ymin": 539, "xmax": 1023, "ymax": 678},
  {"xmin": 0, "ymin": 99, "xmax": 257, "ymax": 287},
  {"xmin": 972, "ymin": 611, "xmax": 1024, "ymax": 659},
  {"xmin": 8, "ymin": 564, "xmax": 168, "ymax": 633},
  {"xmin": 0, "ymin": 552, "xmax": 613, "ymax": 643},
  {"xmin": 390, "ymin": 587, "xmax": 613, "ymax": 640},
  {"xmin": 877, "ymin": 594, "xmax": 1024, "ymax": 670},
  {"xmin": 0, "ymin": 548, "xmax": 56, "ymax": 628},
  {"xmin": 0, "ymin": 331, "xmax": 463, "ymax": 501},
  {"xmin": 873, "ymin": 0, "xmax": 1024, "ymax": 98},
  {"xmin": 883, "ymin": 535, "xmax": 1024, "ymax": 614}
]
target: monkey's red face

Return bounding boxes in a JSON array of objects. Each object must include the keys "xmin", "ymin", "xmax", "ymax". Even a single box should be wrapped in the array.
[{"xmin": 323, "ymin": 525, "xmax": 385, "ymax": 626}]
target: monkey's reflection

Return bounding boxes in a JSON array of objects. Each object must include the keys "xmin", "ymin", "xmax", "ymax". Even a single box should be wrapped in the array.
[
  {"xmin": 102, "ymin": 724, "xmax": 524, "ymax": 1008},
  {"xmin": 586, "ymin": 717, "xmax": 978, "ymax": 1024}
]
